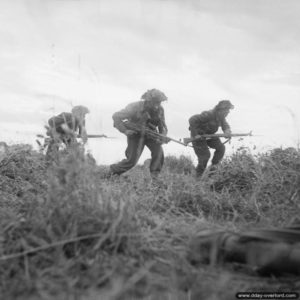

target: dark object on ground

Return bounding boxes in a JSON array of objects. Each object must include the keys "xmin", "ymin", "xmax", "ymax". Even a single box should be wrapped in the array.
[{"xmin": 187, "ymin": 227, "xmax": 300, "ymax": 276}]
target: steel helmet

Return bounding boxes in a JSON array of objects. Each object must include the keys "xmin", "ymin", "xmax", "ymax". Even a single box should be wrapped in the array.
[
  {"xmin": 71, "ymin": 105, "xmax": 90, "ymax": 115},
  {"xmin": 215, "ymin": 100, "xmax": 234, "ymax": 110},
  {"xmin": 141, "ymin": 89, "xmax": 168, "ymax": 102}
]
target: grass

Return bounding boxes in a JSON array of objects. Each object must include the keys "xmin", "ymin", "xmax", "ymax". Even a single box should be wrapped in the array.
[{"xmin": 0, "ymin": 143, "xmax": 299, "ymax": 299}]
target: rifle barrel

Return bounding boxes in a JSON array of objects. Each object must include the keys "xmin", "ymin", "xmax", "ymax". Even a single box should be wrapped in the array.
[
  {"xmin": 164, "ymin": 135, "xmax": 188, "ymax": 146},
  {"xmin": 183, "ymin": 132, "xmax": 252, "ymax": 145},
  {"xmin": 87, "ymin": 134, "xmax": 108, "ymax": 138}
]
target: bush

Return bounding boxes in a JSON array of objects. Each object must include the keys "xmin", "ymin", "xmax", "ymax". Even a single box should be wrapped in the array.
[
  {"xmin": 255, "ymin": 147, "xmax": 300, "ymax": 225},
  {"xmin": 163, "ymin": 154, "xmax": 194, "ymax": 175},
  {"xmin": 0, "ymin": 145, "xmax": 146, "ymax": 298},
  {"xmin": 211, "ymin": 147, "xmax": 259, "ymax": 195},
  {"xmin": 0, "ymin": 144, "xmax": 47, "ymax": 214}
]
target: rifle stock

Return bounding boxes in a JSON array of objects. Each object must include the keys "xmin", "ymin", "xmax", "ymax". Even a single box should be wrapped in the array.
[
  {"xmin": 183, "ymin": 131, "xmax": 252, "ymax": 145},
  {"xmin": 124, "ymin": 122, "xmax": 187, "ymax": 146}
]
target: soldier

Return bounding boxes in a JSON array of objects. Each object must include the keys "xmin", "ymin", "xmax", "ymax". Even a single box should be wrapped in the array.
[
  {"xmin": 45, "ymin": 105, "xmax": 89, "ymax": 159},
  {"xmin": 188, "ymin": 100, "xmax": 234, "ymax": 177},
  {"xmin": 109, "ymin": 89, "xmax": 169, "ymax": 178},
  {"xmin": 187, "ymin": 226, "xmax": 300, "ymax": 276}
]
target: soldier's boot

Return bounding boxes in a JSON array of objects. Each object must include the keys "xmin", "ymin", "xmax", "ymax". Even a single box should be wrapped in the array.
[{"xmin": 195, "ymin": 165, "xmax": 205, "ymax": 178}]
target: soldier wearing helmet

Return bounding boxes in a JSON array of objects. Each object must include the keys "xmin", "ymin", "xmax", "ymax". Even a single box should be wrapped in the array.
[
  {"xmin": 109, "ymin": 89, "xmax": 168, "ymax": 177},
  {"xmin": 46, "ymin": 105, "xmax": 89, "ymax": 158},
  {"xmin": 188, "ymin": 100, "xmax": 234, "ymax": 177}
]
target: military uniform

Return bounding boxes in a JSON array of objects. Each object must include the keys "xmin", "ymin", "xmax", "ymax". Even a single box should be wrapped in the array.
[
  {"xmin": 110, "ymin": 101, "xmax": 168, "ymax": 176},
  {"xmin": 45, "ymin": 106, "xmax": 89, "ymax": 158},
  {"xmin": 189, "ymin": 101, "xmax": 233, "ymax": 177},
  {"xmin": 48, "ymin": 113, "xmax": 84, "ymax": 135}
]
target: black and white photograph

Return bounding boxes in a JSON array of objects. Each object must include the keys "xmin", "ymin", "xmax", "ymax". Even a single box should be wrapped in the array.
[{"xmin": 0, "ymin": 0, "xmax": 300, "ymax": 299}]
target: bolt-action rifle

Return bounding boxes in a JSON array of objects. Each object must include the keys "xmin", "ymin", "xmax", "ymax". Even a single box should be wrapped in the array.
[
  {"xmin": 182, "ymin": 131, "xmax": 252, "ymax": 145},
  {"xmin": 36, "ymin": 133, "xmax": 115, "ymax": 149},
  {"xmin": 41, "ymin": 125, "xmax": 115, "ymax": 139},
  {"xmin": 123, "ymin": 121, "xmax": 187, "ymax": 146},
  {"xmin": 37, "ymin": 133, "xmax": 115, "ymax": 139}
]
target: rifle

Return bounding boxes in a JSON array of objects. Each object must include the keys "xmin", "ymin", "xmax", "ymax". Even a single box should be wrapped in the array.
[
  {"xmin": 182, "ymin": 131, "xmax": 252, "ymax": 145},
  {"xmin": 124, "ymin": 121, "xmax": 187, "ymax": 147},
  {"xmin": 87, "ymin": 134, "xmax": 114, "ymax": 139},
  {"xmin": 37, "ymin": 134, "xmax": 114, "ymax": 139}
]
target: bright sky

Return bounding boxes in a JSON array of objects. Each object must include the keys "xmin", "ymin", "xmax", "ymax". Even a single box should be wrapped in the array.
[{"xmin": 1, "ymin": 0, "xmax": 299, "ymax": 164}]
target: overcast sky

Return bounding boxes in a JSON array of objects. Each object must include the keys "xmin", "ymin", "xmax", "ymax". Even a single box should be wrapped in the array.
[{"xmin": 1, "ymin": 0, "xmax": 299, "ymax": 164}]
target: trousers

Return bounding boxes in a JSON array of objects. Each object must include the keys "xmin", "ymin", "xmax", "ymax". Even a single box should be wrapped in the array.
[
  {"xmin": 110, "ymin": 135, "xmax": 164, "ymax": 176},
  {"xmin": 192, "ymin": 138, "xmax": 225, "ymax": 177}
]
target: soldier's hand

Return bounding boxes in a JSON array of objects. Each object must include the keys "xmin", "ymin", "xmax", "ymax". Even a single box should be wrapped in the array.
[
  {"xmin": 161, "ymin": 136, "xmax": 171, "ymax": 144},
  {"xmin": 224, "ymin": 130, "xmax": 232, "ymax": 139},
  {"xmin": 195, "ymin": 134, "xmax": 204, "ymax": 140},
  {"xmin": 154, "ymin": 136, "xmax": 170, "ymax": 144},
  {"xmin": 125, "ymin": 130, "xmax": 136, "ymax": 137},
  {"xmin": 61, "ymin": 124, "xmax": 73, "ymax": 135}
]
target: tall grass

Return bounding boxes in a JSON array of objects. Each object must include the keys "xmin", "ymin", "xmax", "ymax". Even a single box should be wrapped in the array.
[{"xmin": 0, "ymin": 143, "xmax": 299, "ymax": 299}]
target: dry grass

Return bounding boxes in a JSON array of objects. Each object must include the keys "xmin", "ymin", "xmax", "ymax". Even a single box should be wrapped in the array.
[{"xmin": 0, "ymin": 143, "xmax": 299, "ymax": 299}]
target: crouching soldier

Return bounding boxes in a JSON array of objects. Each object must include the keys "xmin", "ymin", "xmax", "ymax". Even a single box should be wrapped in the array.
[
  {"xmin": 109, "ymin": 89, "xmax": 169, "ymax": 178},
  {"xmin": 189, "ymin": 100, "xmax": 234, "ymax": 177},
  {"xmin": 45, "ymin": 105, "xmax": 89, "ymax": 159}
]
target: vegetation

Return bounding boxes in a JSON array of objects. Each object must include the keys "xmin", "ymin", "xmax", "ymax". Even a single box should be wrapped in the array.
[{"xmin": 0, "ymin": 143, "xmax": 299, "ymax": 299}]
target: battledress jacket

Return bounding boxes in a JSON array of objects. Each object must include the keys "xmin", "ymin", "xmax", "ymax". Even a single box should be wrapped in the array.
[
  {"xmin": 189, "ymin": 109, "xmax": 231, "ymax": 137},
  {"xmin": 112, "ymin": 101, "xmax": 168, "ymax": 135},
  {"xmin": 48, "ymin": 112, "xmax": 84, "ymax": 135}
]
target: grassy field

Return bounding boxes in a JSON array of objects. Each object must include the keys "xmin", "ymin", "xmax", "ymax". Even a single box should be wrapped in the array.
[{"xmin": 0, "ymin": 143, "xmax": 299, "ymax": 300}]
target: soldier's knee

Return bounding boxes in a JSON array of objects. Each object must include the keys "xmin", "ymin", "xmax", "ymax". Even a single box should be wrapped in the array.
[
  {"xmin": 219, "ymin": 143, "xmax": 225, "ymax": 152},
  {"xmin": 215, "ymin": 144, "xmax": 225, "ymax": 156},
  {"xmin": 198, "ymin": 150, "xmax": 211, "ymax": 162},
  {"xmin": 129, "ymin": 161, "xmax": 138, "ymax": 168}
]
